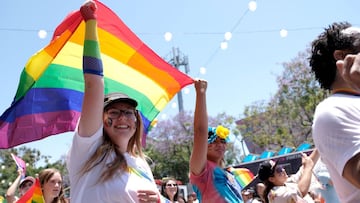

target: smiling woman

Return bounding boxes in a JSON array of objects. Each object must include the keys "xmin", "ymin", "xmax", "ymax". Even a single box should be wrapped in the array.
[
  {"xmin": 160, "ymin": 177, "xmax": 180, "ymax": 202},
  {"xmin": 65, "ymin": 1, "xmax": 162, "ymax": 203},
  {"xmin": 189, "ymin": 80, "xmax": 244, "ymax": 203}
]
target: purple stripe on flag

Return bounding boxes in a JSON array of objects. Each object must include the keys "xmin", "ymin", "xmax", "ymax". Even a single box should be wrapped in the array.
[{"xmin": 1, "ymin": 111, "xmax": 80, "ymax": 148}]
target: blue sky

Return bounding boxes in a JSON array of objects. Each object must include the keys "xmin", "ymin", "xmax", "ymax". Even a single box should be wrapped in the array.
[{"xmin": 1, "ymin": 0, "xmax": 358, "ymax": 163}]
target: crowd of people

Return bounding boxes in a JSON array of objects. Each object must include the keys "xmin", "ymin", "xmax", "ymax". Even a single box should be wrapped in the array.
[
  {"xmin": 3, "ymin": 1, "xmax": 360, "ymax": 203},
  {"xmin": 5, "ymin": 167, "xmax": 68, "ymax": 203}
]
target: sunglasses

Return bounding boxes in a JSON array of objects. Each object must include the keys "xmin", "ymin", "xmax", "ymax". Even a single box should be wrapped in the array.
[
  {"xmin": 211, "ymin": 137, "xmax": 227, "ymax": 144},
  {"xmin": 274, "ymin": 166, "xmax": 284, "ymax": 174},
  {"xmin": 166, "ymin": 183, "xmax": 178, "ymax": 187}
]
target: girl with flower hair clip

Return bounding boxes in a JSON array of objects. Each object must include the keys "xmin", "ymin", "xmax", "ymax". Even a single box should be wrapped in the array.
[
  {"xmin": 207, "ymin": 125, "xmax": 231, "ymax": 144},
  {"xmin": 189, "ymin": 79, "xmax": 243, "ymax": 203}
]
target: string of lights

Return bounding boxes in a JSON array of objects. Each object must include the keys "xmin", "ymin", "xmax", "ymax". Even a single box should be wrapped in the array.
[
  {"xmin": 0, "ymin": 1, "xmax": 325, "ymax": 72},
  {"xmin": 0, "ymin": 0, "xmax": 327, "ymax": 118},
  {"xmin": 0, "ymin": 26, "xmax": 324, "ymax": 36}
]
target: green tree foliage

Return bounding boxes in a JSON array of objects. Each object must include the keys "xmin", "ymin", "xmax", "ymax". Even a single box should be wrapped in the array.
[
  {"xmin": 0, "ymin": 147, "xmax": 68, "ymax": 196},
  {"xmin": 145, "ymin": 111, "xmax": 239, "ymax": 184},
  {"xmin": 238, "ymin": 51, "xmax": 329, "ymax": 152}
]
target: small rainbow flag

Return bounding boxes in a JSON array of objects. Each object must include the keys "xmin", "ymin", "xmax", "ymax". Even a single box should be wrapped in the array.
[
  {"xmin": 227, "ymin": 167, "xmax": 255, "ymax": 189},
  {"xmin": 17, "ymin": 178, "xmax": 44, "ymax": 203},
  {"xmin": 0, "ymin": 0, "xmax": 193, "ymax": 148}
]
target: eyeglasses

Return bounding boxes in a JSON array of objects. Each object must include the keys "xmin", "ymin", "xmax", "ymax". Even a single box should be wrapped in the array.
[
  {"xmin": 106, "ymin": 108, "xmax": 136, "ymax": 119},
  {"xmin": 166, "ymin": 183, "xmax": 178, "ymax": 187}
]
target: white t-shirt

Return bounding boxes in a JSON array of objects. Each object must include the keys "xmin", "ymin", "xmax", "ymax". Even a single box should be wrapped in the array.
[
  {"xmin": 267, "ymin": 182, "xmax": 308, "ymax": 203},
  {"xmin": 66, "ymin": 125, "xmax": 158, "ymax": 203},
  {"xmin": 312, "ymin": 93, "xmax": 360, "ymax": 203},
  {"xmin": 266, "ymin": 170, "xmax": 314, "ymax": 203}
]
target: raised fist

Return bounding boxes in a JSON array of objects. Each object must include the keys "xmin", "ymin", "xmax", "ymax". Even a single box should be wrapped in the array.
[{"xmin": 80, "ymin": 0, "xmax": 97, "ymax": 21}]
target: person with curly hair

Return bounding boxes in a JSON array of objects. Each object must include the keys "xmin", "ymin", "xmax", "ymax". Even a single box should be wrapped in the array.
[
  {"xmin": 189, "ymin": 79, "xmax": 243, "ymax": 203},
  {"xmin": 309, "ymin": 21, "xmax": 360, "ymax": 202}
]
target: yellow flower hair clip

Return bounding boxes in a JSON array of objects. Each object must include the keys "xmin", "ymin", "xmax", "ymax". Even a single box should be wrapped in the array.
[
  {"xmin": 208, "ymin": 125, "xmax": 230, "ymax": 143},
  {"xmin": 216, "ymin": 125, "xmax": 230, "ymax": 139}
]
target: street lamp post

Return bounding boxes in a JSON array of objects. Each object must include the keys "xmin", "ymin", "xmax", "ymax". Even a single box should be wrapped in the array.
[{"xmin": 167, "ymin": 47, "xmax": 190, "ymax": 113}]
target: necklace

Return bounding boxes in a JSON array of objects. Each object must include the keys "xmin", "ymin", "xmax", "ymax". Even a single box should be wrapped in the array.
[{"xmin": 331, "ymin": 88, "xmax": 360, "ymax": 96}]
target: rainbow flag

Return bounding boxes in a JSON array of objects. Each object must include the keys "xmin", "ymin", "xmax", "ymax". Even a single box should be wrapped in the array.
[
  {"xmin": 227, "ymin": 167, "xmax": 255, "ymax": 188},
  {"xmin": 0, "ymin": 0, "xmax": 193, "ymax": 149},
  {"xmin": 17, "ymin": 178, "xmax": 44, "ymax": 203}
]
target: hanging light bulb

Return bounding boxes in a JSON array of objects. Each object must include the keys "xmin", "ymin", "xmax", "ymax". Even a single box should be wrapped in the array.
[
  {"xmin": 280, "ymin": 29, "xmax": 288, "ymax": 38},
  {"xmin": 38, "ymin": 29, "xmax": 47, "ymax": 39},
  {"xmin": 220, "ymin": 41, "xmax": 228, "ymax": 50},
  {"xmin": 248, "ymin": 1, "xmax": 257, "ymax": 12},
  {"xmin": 164, "ymin": 32, "xmax": 172, "ymax": 42},
  {"xmin": 200, "ymin": 66, "xmax": 207, "ymax": 75},
  {"xmin": 183, "ymin": 87, "xmax": 190, "ymax": 94},
  {"xmin": 161, "ymin": 114, "xmax": 167, "ymax": 120},
  {"xmin": 224, "ymin": 32, "xmax": 232, "ymax": 41}
]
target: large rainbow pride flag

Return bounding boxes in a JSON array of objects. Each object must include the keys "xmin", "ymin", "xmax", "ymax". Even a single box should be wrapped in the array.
[{"xmin": 0, "ymin": 0, "xmax": 193, "ymax": 149}]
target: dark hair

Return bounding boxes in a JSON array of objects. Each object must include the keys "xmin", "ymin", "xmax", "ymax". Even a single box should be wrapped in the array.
[
  {"xmin": 177, "ymin": 194, "xmax": 187, "ymax": 203},
  {"xmin": 257, "ymin": 160, "xmax": 279, "ymax": 203},
  {"xmin": 160, "ymin": 177, "xmax": 179, "ymax": 201},
  {"xmin": 257, "ymin": 160, "xmax": 277, "ymax": 181},
  {"xmin": 309, "ymin": 21, "xmax": 360, "ymax": 90},
  {"xmin": 263, "ymin": 180, "xmax": 275, "ymax": 203}
]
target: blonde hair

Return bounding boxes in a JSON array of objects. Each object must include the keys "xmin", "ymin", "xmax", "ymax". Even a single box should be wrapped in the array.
[{"xmin": 80, "ymin": 111, "xmax": 145, "ymax": 182}]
